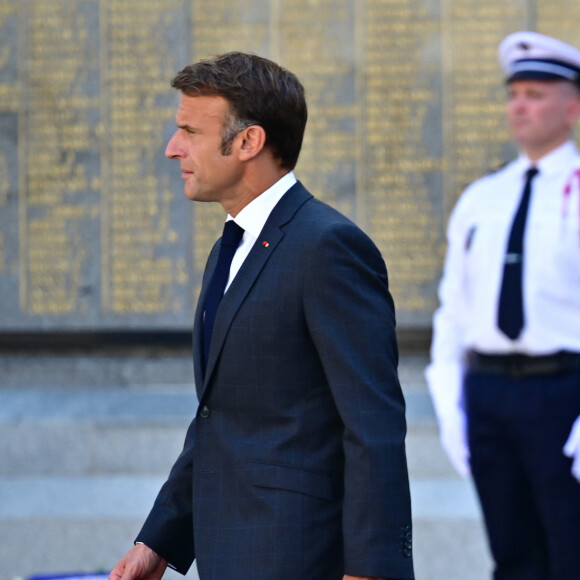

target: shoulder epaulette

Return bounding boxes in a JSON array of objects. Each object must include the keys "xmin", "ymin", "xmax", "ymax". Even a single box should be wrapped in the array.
[{"xmin": 480, "ymin": 160, "xmax": 510, "ymax": 178}]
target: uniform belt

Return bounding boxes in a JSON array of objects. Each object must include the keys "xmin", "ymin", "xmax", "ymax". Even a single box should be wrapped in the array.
[{"xmin": 467, "ymin": 350, "xmax": 580, "ymax": 378}]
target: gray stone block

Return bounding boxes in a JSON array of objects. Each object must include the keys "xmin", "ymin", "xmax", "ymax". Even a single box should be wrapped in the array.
[
  {"xmin": 0, "ymin": 518, "xmax": 200, "ymax": 580},
  {"xmin": 0, "ymin": 349, "xmax": 195, "ymax": 388},
  {"xmin": 413, "ymin": 519, "xmax": 493, "ymax": 580}
]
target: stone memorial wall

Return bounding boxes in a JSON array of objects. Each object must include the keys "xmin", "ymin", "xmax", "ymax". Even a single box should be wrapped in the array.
[{"xmin": 1, "ymin": 0, "xmax": 579, "ymax": 332}]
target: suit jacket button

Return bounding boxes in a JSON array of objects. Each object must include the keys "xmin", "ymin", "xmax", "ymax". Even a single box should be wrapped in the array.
[{"xmin": 200, "ymin": 406, "xmax": 210, "ymax": 418}]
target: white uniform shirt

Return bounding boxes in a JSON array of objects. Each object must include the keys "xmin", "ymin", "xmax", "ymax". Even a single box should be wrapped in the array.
[{"xmin": 427, "ymin": 141, "xmax": 580, "ymax": 403}]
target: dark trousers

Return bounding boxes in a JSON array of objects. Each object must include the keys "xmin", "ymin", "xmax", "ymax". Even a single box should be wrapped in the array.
[{"xmin": 465, "ymin": 369, "xmax": 580, "ymax": 580}]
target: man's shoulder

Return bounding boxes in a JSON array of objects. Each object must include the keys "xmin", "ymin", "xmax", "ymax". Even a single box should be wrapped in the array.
[
  {"xmin": 302, "ymin": 194, "xmax": 352, "ymax": 221},
  {"xmin": 284, "ymin": 183, "xmax": 354, "ymax": 226},
  {"xmin": 448, "ymin": 159, "xmax": 519, "ymax": 228},
  {"xmin": 299, "ymin": 194, "xmax": 369, "ymax": 238},
  {"xmin": 472, "ymin": 158, "xmax": 518, "ymax": 186},
  {"xmin": 459, "ymin": 159, "xmax": 519, "ymax": 200},
  {"xmin": 274, "ymin": 189, "xmax": 377, "ymax": 259}
]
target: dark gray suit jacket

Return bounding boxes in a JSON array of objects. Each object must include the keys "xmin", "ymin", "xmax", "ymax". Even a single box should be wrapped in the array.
[{"xmin": 136, "ymin": 182, "xmax": 414, "ymax": 579}]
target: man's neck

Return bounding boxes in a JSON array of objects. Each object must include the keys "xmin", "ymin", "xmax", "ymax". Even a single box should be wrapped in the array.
[
  {"xmin": 521, "ymin": 135, "xmax": 571, "ymax": 162},
  {"xmin": 224, "ymin": 167, "xmax": 290, "ymax": 217}
]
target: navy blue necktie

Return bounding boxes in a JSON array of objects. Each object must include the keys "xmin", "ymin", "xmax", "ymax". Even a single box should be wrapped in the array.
[
  {"xmin": 202, "ymin": 220, "xmax": 244, "ymax": 368},
  {"xmin": 497, "ymin": 167, "xmax": 539, "ymax": 340}
]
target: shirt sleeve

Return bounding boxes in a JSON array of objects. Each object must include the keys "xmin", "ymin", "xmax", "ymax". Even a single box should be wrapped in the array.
[{"xmin": 425, "ymin": 193, "xmax": 471, "ymax": 422}]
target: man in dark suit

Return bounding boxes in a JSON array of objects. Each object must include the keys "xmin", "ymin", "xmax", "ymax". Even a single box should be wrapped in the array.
[{"xmin": 109, "ymin": 52, "xmax": 414, "ymax": 580}]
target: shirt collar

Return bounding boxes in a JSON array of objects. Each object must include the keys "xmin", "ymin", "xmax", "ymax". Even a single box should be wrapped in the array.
[
  {"xmin": 518, "ymin": 140, "xmax": 579, "ymax": 178},
  {"xmin": 227, "ymin": 171, "xmax": 297, "ymax": 238}
]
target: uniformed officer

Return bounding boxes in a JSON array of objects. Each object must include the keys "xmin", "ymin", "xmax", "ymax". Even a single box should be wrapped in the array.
[{"xmin": 426, "ymin": 31, "xmax": 580, "ymax": 580}]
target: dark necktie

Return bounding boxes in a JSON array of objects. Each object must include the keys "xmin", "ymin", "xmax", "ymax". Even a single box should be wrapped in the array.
[
  {"xmin": 202, "ymin": 220, "xmax": 244, "ymax": 368},
  {"xmin": 497, "ymin": 167, "xmax": 539, "ymax": 340}
]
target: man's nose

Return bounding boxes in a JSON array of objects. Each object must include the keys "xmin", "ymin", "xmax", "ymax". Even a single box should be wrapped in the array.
[
  {"xmin": 165, "ymin": 131, "xmax": 184, "ymax": 158},
  {"xmin": 511, "ymin": 94, "xmax": 528, "ymax": 110}
]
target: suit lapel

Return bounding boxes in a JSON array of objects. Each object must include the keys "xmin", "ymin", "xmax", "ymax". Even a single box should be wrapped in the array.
[
  {"xmin": 198, "ymin": 182, "xmax": 312, "ymax": 399},
  {"xmin": 193, "ymin": 243, "xmax": 219, "ymax": 395}
]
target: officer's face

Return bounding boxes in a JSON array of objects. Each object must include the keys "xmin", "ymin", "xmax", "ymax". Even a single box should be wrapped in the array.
[{"xmin": 507, "ymin": 80, "xmax": 580, "ymax": 160}]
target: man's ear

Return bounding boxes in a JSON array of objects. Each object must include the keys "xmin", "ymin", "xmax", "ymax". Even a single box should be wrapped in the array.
[
  {"xmin": 569, "ymin": 97, "xmax": 580, "ymax": 127},
  {"xmin": 238, "ymin": 125, "xmax": 267, "ymax": 161},
  {"xmin": 565, "ymin": 83, "xmax": 580, "ymax": 126}
]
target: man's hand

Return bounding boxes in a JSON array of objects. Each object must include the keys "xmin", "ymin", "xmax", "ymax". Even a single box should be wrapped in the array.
[
  {"xmin": 564, "ymin": 415, "xmax": 580, "ymax": 483},
  {"xmin": 425, "ymin": 363, "xmax": 470, "ymax": 477},
  {"xmin": 109, "ymin": 543, "xmax": 168, "ymax": 580}
]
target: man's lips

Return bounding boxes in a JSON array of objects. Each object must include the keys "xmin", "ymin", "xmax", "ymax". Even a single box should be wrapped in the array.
[{"xmin": 181, "ymin": 169, "xmax": 193, "ymax": 178}]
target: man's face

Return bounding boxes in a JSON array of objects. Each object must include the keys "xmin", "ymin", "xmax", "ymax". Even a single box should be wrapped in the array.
[
  {"xmin": 165, "ymin": 94, "xmax": 243, "ymax": 205},
  {"xmin": 506, "ymin": 79, "xmax": 580, "ymax": 158}
]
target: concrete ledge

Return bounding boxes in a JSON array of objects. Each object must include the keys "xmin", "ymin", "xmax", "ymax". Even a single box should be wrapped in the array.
[{"xmin": 0, "ymin": 385, "xmax": 437, "ymax": 476}]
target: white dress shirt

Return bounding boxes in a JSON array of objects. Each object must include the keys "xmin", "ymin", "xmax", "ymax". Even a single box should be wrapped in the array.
[
  {"xmin": 224, "ymin": 171, "xmax": 297, "ymax": 291},
  {"xmin": 426, "ymin": 141, "xmax": 580, "ymax": 432}
]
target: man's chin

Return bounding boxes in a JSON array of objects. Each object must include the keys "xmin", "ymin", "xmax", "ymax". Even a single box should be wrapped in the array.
[
  {"xmin": 184, "ymin": 189, "xmax": 215, "ymax": 203},
  {"xmin": 510, "ymin": 130, "xmax": 533, "ymax": 147}
]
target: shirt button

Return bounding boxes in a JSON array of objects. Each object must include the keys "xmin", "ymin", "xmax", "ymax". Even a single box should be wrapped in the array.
[{"xmin": 200, "ymin": 406, "xmax": 210, "ymax": 418}]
